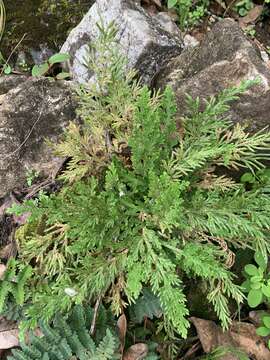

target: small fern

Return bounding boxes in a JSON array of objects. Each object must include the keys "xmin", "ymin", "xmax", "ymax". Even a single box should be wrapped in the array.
[
  {"xmin": 0, "ymin": 258, "xmax": 31, "ymax": 313},
  {"xmin": 129, "ymin": 288, "xmax": 162, "ymax": 323},
  {"xmin": 8, "ymin": 305, "xmax": 119, "ymax": 360}
]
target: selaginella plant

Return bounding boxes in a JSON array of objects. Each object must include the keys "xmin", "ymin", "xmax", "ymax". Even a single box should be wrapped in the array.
[
  {"xmin": 0, "ymin": 258, "xmax": 31, "ymax": 313},
  {"xmin": 8, "ymin": 305, "xmax": 119, "ymax": 360},
  {"xmin": 167, "ymin": 0, "xmax": 209, "ymax": 30},
  {"xmin": 9, "ymin": 21, "xmax": 270, "ymax": 338}
]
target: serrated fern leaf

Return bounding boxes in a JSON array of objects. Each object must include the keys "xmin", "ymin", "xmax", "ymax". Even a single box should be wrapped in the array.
[
  {"xmin": 8, "ymin": 306, "xmax": 119, "ymax": 360},
  {"xmin": 130, "ymin": 288, "xmax": 162, "ymax": 323},
  {"xmin": 0, "ymin": 259, "xmax": 31, "ymax": 313},
  {"xmin": 94, "ymin": 329, "xmax": 119, "ymax": 359}
]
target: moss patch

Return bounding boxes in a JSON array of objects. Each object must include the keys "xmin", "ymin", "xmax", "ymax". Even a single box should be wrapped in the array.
[{"xmin": 2, "ymin": 0, "xmax": 94, "ymax": 57}]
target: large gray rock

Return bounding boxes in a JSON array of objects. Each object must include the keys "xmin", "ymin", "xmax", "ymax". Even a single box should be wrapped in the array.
[
  {"xmin": 154, "ymin": 19, "xmax": 270, "ymax": 133},
  {"xmin": 0, "ymin": 75, "xmax": 27, "ymax": 95},
  {"xmin": 0, "ymin": 76, "xmax": 77, "ymax": 198},
  {"xmin": 60, "ymin": 0, "xmax": 183, "ymax": 85}
]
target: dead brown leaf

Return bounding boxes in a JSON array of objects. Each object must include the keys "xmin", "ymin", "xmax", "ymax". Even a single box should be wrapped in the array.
[
  {"xmin": 123, "ymin": 343, "xmax": 148, "ymax": 360},
  {"xmin": 141, "ymin": 0, "xmax": 161, "ymax": 15},
  {"xmin": 0, "ymin": 195, "xmax": 18, "ymax": 261},
  {"xmin": 249, "ymin": 310, "xmax": 266, "ymax": 327},
  {"xmin": 209, "ymin": 0, "xmax": 227, "ymax": 17},
  {"xmin": 117, "ymin": 314, "xmax": 127, "ymax": 357},
  {"xmin": 167, "ymin": 9, "xmax": 179, "ymax": 22},
  {"xmin": 0, "ymin": 197, "xmax": 14, "ymax": 217},
  {"xmin": 151, "ymin": 0, "xmax": 162, "ymax": 7},
  {"xmin": 0, "ymin": 318, "xmax": 17, "ymax": 333},
  {"xmin": 0, "ymin": 242, "xmax": 17, "ymax": 261},
  {"xmin": 239, "ymin": 5, "xmax": 263, "ymax": 28},
  {"xmin": 231, "ymin": 322, "xmax": 270, "ymax": 360},
  {"xmin": 191, "ymin": 317, "xmax": 236, "ymax": 359},
  {"xmin": 0, "ymin": 264, "xmax": 6, "ymax": 279},
  {"xmin": 0, "ymin": 193, "xmax": 28, "ymax": 227},
  {"xmin": 181, "ymin": 341, "xmax": 201, "ymax": 359},
  {"xmin": 0, "ymin": 318, "xmax": 19, "ymax": 350},
  {"xmin": 191, "ymin": 317, "xmax": 270, "ymax": 360},
  {"xmin": 141, "ymin": 0, "xmax": 162, "ymax": 7}
]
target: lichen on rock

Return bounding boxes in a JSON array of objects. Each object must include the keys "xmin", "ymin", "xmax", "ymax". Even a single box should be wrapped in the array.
[{"xmin": 0, "ymin": 75, "xmax": 77, "ymax": 198}]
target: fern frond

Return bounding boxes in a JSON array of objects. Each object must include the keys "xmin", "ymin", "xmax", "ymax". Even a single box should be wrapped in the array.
[
  {"xmin": 9, "ymin": 306, "xmax": 119, "ymax": 360},
  {"xmin": 0, "ymin": 259, "xmax": 31, "ymax": 313},
  {"xmin": 94, "ymin": 328, "xmax": 119, "ymax": 360},
  {"xmin": 129, "ymin": 288, "xmax": 162, "ymax": 323},
  {"xmin": 8, "ymin": 349, "xmax": 33, "ymax": 360}
]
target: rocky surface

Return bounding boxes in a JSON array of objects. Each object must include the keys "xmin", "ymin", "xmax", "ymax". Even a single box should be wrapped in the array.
[
  {"xmin": 0, "ymin": 76, "xmax": 77, "ymax": 198},
  {"xmin": 154, "ymin": 19, "xmax": 270, "ymax": 132},
  {"xmin": 0, "ymin": 75, "xmax": 27, "ymax": 95},
  {"xmin": 60, "ymin": 0, "xmax": 183, "ymax": 85},
  {"xmin": 2, "ymin": 0, "xmax": 95, "ymax": 67}
]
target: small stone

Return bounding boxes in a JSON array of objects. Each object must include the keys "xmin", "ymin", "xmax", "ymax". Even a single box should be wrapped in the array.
[
  {"xmin": 260, "ymin": 50, "xmax": 269, "ymax": 63},
  {"xmin": 183, "ymin": 34, "xmax": 200, "ymax": 48},
  {"xmin": 153, "ymin": 12, "xmax": 181, "ymax": 38}
]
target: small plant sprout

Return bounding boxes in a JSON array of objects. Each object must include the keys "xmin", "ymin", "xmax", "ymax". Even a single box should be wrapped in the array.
[
  {"xmin": 32, "ymin": 52, "xmax": 70, "ymax": 79},
  {"xmin": 242, "ymin": 252, "xmax": 269, "ymax": 308},
  {"xmin": 26, "ymin": 169, "xmax": 40, "ymax": 187}
]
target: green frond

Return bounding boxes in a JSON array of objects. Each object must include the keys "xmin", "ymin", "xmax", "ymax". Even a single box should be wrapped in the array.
[
  {"xmin": 8, "ymin": 349, "xmax": 33, "ymax": 360},
  {"xmin": 129, "ymin": 288, "xmax": 162, "ymax": 323},
  {"xmin": 69, "ymin": 305, "xmax": 94, "ymax": 350},
  {"xmin": 0, "ymin": 259, "xmax": 31, "ymax": 313},
  {"xmin": 94, "ymin": 329, "xmax": 119, "ymax": 359},
  {"xmin": 7, "ymin": 22, "xmax": 270, "ymax": 341},
  {"xmin": 20, "ymin": 344, "xmax": 42, "ymax": 359},
  {"xmin": 8, "ymin": 306, "xmax": 119, "ymax": 360}
]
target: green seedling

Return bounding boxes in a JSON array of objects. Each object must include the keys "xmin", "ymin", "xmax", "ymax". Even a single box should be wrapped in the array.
[
  {"xmin": 256, "ymin": 313, "xmax": 270, "ymax": 350},
  {"xmin": 167, "ymin": 0, "xmax": 209, "ymax": 30},
  {"xmin": 26, "ymin": 169, "xmax": 40, "ymax": 187},
  {"xmin": 242, "ymin": 252, "xmax": 269, "ymax": 308},
  {"xmin": 32, "ymin": 52, "xmax": 70, "ymax": 79},
  {"xmin": 0, "ymin": 50, "xmax": 11, "ymax": 74},
  {"xmin": 234, "ymin": 0, "xmax": 254, "ymax": 17},
  {"xmin": 244, "ymin": 25, "xmax": 256, "ymax": 38},
  {"xmin": 241, "ymin": 168, "xmax": 270, "ymax": 188}
]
